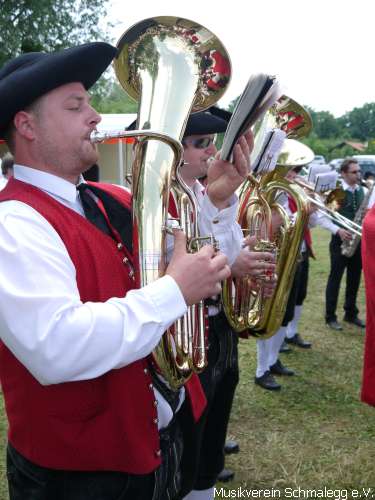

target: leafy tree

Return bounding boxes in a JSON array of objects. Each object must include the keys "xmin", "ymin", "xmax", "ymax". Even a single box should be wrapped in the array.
[
  {"xmin": 92, "ymin": 81, "xmax": 138, "ymax": 114},
  {"xmin": 0, "ymin": 0, "xmax": 112, "ymax": 67},
  {"xmin": 306, "ymin": 108, "xmax": 341, "ymax": 139},
  {"xmin": 339, "ymin": 103, "xmax": 375, "ymax": 141}
]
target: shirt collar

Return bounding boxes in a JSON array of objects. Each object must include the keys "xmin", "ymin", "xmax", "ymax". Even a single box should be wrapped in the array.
[
  {"xmin": 14, "ymin": 164, "xmax": 85, "ymax": 204},
  {"xmin": 341, "ymin": 179, "xmax": 358, "ymax": 192}
]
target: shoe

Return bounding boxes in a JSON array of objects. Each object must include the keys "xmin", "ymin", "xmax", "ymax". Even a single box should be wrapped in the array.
[
  {"xmin": 344, "ymin": 317, "xmax": 365, "ymax": 328},
  {"xmin": 285, "ymin": 333, "xmax": 312, "ymax": 349},
  {"xmin": 279, "ymin": 340, "xmax": 292, "ymax": 353},
  {"xmin": 224, "ymin": 440, "xmax": 239, "ymax": 455},
  {"xmin": 217, "ymin": 468, "xmax": 235, "ymax": 482},
  {"xmin": 326, "ymin": 320, "xmax": 343, "ymax": 331},
  {"xmin": 270, "ymin": 359, "xmax": 295, "ymax": 376},
  {"xmin": 254, "ymin": 371, "xmax": 281, "ymax": 391}
]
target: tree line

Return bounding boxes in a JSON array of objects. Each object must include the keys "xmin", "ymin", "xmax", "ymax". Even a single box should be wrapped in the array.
[
  {"xmin": 302, "ymin": 104, "xmax": 375, "ymax": 161},
  {"xmin": 2, "ymin": 1, "xmax": 374, "ymax": 161}
]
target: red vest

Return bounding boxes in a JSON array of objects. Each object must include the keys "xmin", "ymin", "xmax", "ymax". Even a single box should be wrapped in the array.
[
  {"xmin": 288, "ymin": 195, "xmax": 314, "ymax": 256},
  {"xmin": 0, "ymin": 178, "xmax": 205, "ymax": 473},
  {"xmin": 361, "ymin": 207, "xmax": 375, "ymax": 405}
]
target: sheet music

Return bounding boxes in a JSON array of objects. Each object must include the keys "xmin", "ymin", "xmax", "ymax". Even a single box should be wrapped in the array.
[
  {"xmin": 314, "ymin": 171, "xmax": 338, "ymax": 193},
  {"xmin": 220, "ymin": 74, "xmax": 282, "ymax": 162},
  {"xmin": 252, "ymin": 129, "xmax": 286, "ymax": 175},
  {"xmin": 307, "ymin": 164, "xmax": 332, "ymax": 185}
]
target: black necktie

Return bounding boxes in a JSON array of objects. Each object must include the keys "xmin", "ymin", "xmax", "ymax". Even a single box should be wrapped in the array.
[{"xmin": 77, "ymin": 184, "xmax": 112, "ymax": 236}]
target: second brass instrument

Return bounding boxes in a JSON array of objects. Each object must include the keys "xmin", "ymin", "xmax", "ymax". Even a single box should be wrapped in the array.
[{"xmin": 222, "ymin": 97, "xmax": 313, "ymax": 338}]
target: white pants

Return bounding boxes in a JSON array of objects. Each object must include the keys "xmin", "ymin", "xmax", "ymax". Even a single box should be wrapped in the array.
[{"xmin": 256, "ymin": 326, "xmax": 287, "ymax": 377}]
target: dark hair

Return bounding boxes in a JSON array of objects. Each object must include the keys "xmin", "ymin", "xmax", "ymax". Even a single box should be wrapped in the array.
[
  {"xmin": 340, "ymin": 158, "xmax": 358, "ymax": 174},
  {"xmin": 3, "ymin": 123, "xmax": 15, "ymax": 154},
  {"xmin": 1, "ymin": 152, "xmax": 14, "ymax": 176},
  {"xmin": 292, "ymin": 165, "xmax": 303, "ymax": 174},
  {"xmin": 3, "ymin": 98, "xmax": 42, "ymax": 154}
]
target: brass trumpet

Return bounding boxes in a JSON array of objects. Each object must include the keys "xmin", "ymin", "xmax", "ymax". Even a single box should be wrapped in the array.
[{"xmin": 293, "ymin": 175, "xmax": 362, "ymax": 237}]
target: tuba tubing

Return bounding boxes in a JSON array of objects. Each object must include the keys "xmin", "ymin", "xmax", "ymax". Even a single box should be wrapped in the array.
[{"xmin": 110, "ymin": 16, "xmax": 231, "ymax": 389}]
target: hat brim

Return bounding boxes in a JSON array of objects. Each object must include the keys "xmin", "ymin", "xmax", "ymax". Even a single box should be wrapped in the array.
[
  {"xmin": 127, "ymin": 106, "xmax": 231, "ymax": 138},
  {"xmin": 0, "ymin": 42, "xmax": 117, "ymax": 136},
  {"xmin": 183, "ymin": 109, "xmax": 229, "ymax": 137}
]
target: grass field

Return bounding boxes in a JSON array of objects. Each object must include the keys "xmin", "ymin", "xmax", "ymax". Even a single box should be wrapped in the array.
[
  {"xmin": 220, "ymin": 228, "xmax": 375, "ymax": 496},
  {"xmin": 0, "ymin": 228, "xmax": 373, "ymax": 499}
]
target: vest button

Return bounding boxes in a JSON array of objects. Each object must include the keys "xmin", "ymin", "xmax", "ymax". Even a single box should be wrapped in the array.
[
  {"xmin": 153, "ymin": 417, "xmax": 158, "ymax": 425},
  {"xmin": 153, "ymin": 400, "xmax": 158, "ymax": 407},
  {"xmin": 144, "ymin": 368, "xmax": 149, "ymax": 374},
  {"xmin": 155, "ymin": 449, "xmax": 161, "ymax": 457},
  {"xmin": 117, "ymin": 242, "xmax": 123, "ymax": 250},
  {"xmin": 122, "ymin": 256, "xmax": 128, "ymax": 264},
  {"xmin": 149, "ymin": 383, "xmax": 153, "ymax": 390}
]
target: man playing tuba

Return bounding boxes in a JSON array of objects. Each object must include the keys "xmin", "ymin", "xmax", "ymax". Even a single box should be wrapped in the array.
[{"xmin": 0, "ymin": 43, "xmax": 254, "ymax": 500}]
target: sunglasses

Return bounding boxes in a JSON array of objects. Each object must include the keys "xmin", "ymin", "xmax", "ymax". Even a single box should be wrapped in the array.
[{"xmin": 186, "ymin": 136, "xmax": 216, "ymax": 149}]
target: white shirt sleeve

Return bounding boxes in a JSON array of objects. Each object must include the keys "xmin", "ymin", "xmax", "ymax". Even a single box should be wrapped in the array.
[
  {"xmin": 311, "ymin": 211, "xmax": 339, "ymax": 234},
  {"xmin": 198, "ymin": 193, "xmax": 243, "ymax": 265},
  {"xmin": 0, "ymin": 201, "xmax": 187, "ymax": 386}
]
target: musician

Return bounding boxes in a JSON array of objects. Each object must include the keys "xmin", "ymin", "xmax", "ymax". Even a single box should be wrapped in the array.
[
  {"xmin": 325, "ymin": 158, "xmax": 365, "ymax": 330},
  {"xmin": 0, "ymin": 43, "xmax": 253, "ymax": 500},
  {"xmin": 255, "ymin": 165, "xmax": 313, "ymax": 391},
  {"xmin": 177, "ymin": 109, "xmax": 276, "ymax": 500}
]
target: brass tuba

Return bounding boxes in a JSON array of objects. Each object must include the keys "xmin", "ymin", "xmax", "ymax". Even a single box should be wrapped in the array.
[
  {"xmin": 92, "ymin": 17, "xmax": 231, "ymax": 389},
  {"xmin": 222, "ymin": 97, "xmax": 312, "ymax": 338}
]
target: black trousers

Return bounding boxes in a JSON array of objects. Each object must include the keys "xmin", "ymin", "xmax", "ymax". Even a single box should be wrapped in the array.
[
  {"xmin": 6, "ymin": 418, "xmax": 183, "ymax": 500},
  {"xmin": 281, "ymin": 253, "xmax": 309, "ymax": 327},
  {"xmin": 178, "ymin": 311, "xmax": 239, "ymax": 496},
  {"xmin": 325, "ymin": 234, "xmax": 362, "ymax": 323}
]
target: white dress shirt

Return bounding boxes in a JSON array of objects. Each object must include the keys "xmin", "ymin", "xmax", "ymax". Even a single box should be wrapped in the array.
[
  {"xmin": 312, "ymin": 180, "xmax": 365, "ymax": 235},
  {"xmin": 0, "ymin": 165, "xmax": 190, "ymax": 428},
  {"xmin": 192, "ymin": 180, "xmax": 243, "ymax": 266},
  {"xmin": 0, "ymin": 165, "xmax": 241, "ymax": 428},
  {"xmin": 0, "ymin": 175, "xmax": 8, "ymax": 190}
]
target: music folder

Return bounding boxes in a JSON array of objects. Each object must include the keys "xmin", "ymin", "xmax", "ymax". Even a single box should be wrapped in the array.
[{"xmin": 220, "ymin": 73, "xmax": 282, "ymax": 163}]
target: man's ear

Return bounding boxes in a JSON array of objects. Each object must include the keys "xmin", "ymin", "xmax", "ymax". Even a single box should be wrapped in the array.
[{"xmin": 13, "ymin": 111, "xmax": 38, "ymax": 141}]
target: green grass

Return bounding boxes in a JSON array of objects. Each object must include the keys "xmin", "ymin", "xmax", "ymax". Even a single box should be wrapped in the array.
[
  {"xmin": 220, "ymin": 228, "xmax": 375, "ymax": 494},
  {"xmin": 0, "ymin": 229, "xmax": 373, "ymax": 498}
]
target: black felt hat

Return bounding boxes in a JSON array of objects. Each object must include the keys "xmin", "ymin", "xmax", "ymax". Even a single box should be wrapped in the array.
[
  {"xmin": 126, "ymin": 106, "xmax": 231, "ymax": 137},
  {"xmin": 0, "ymin": 42, "xmax": 117, "ymax": 136},
  {"xmin": 183, "ymin": 107, "xmax": 230, "ymax": 138}
]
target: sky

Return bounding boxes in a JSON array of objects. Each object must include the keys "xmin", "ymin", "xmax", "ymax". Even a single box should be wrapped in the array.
[{"xmin": 106, "ymin": 0, "xmax": 375, "ymax": 118}]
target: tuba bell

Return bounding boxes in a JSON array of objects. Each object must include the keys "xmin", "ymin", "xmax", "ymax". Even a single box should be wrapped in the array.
[{"xmin": 93, "ymin": 16, "xmax": 231, "ymax": 389}]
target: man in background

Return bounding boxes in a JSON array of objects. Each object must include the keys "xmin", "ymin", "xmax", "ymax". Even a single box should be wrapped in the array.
[{"xmin": 325, "ymin": 158, "xmax": 365, "ymax": 330}]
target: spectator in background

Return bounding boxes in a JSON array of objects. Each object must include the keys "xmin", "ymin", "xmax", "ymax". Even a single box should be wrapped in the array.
[{"xmin": 325, "ymin": 158, "xmax": 365, "ymax": 330}]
